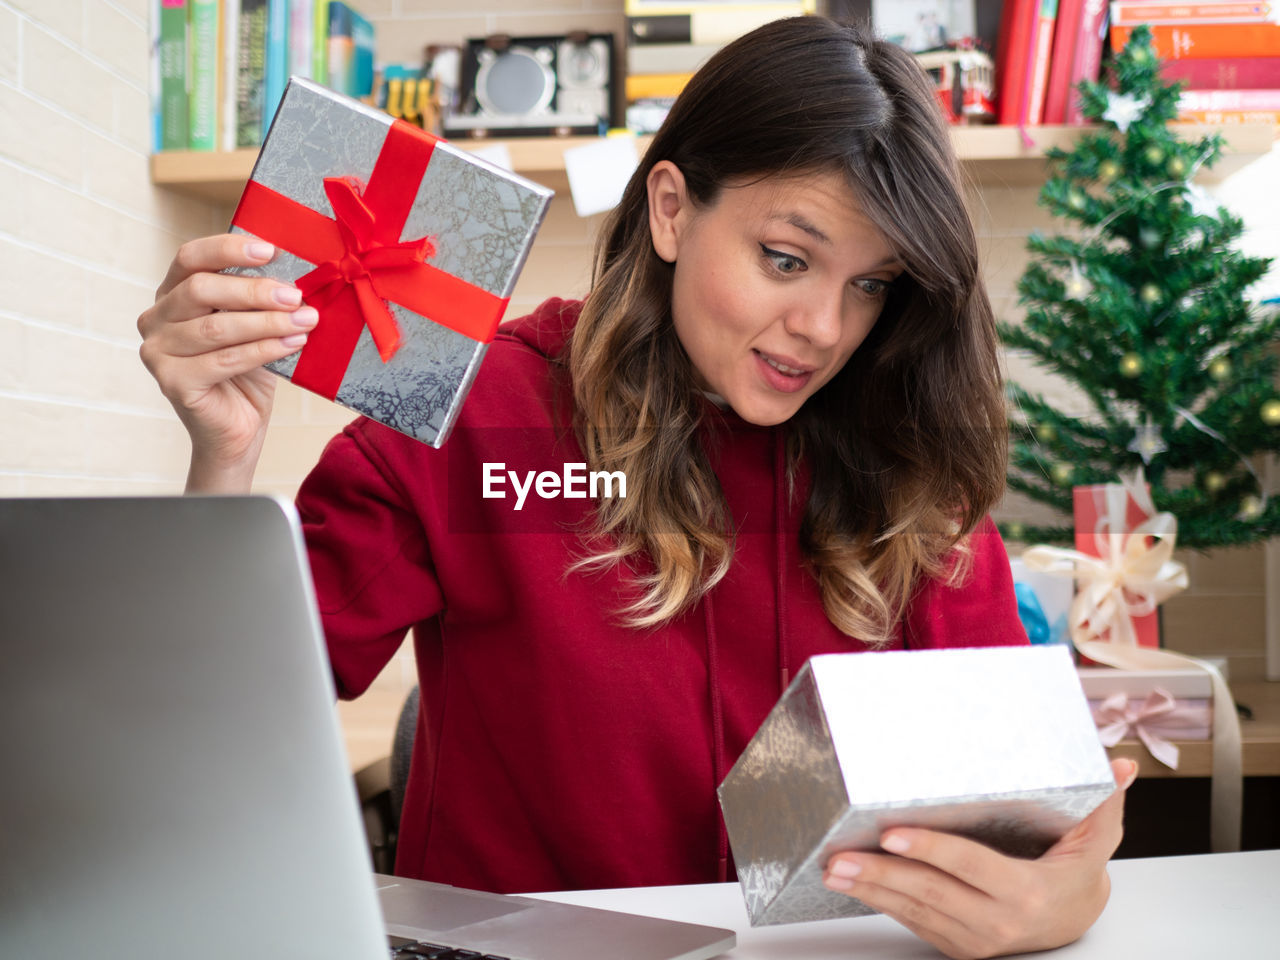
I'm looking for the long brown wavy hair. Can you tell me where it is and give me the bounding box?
[568,16,1006,644]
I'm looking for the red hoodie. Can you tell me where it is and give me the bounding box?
[296,297,1028,894]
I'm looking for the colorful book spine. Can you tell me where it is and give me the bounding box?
[996,0,1038,124]
[625,71,694,100]
[149,0,161,151]
[158,0,188,151]
[1025,0,1061,125]
[1160,55,1280,87]
[627,42,721,76]
[262,0,289,139]
[220,0,241,151]
[351,7,374,98]
[236,0,269,148]
[1177,107,1280,121]
[288,0,313,79]
[1112,22,1280,58]
[1043,0,1085,124]
[327,2,353,96]
[311,0,329,85]
[1066,0,1110,124]
[1180,87,1280,109]
[1111,2,1279,26]
[187,0,219,150]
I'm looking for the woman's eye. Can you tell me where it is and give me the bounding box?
[855,278,891,298]
[760,244,806,275]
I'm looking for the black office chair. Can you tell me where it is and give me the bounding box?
[353,685,420,873]
[389,685,420,827]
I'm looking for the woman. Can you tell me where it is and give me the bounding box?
[139,17,1133,959]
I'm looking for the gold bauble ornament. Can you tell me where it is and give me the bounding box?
[1205,471,1226,493]
[1067,189,1087,210]
[1167,156,1187,177]
[1035,423,1056,443]
[1007,522,1027,541]
[1098,160,1121,182]
[1120,353,1143,377]
[1240,495,1264,520]
[1262,399,1280,425]
[1209,357,1232,381]
[1139,283,1162,304]
[1051,462,1074,485]
[1144,145,1164,165]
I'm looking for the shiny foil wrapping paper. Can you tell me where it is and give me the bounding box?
[718,646,1115,926]
[228,78,553,447]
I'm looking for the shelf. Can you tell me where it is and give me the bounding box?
[1104,680,1280,779]
[149,136,628,205]
[149,123,1276,206]
[954,122,1277,185]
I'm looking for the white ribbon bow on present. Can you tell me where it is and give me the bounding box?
[1022,470,1189,651]
[1021,468,1243,852]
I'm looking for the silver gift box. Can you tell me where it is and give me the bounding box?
[228,77,553,447]
[718,645,1115,926]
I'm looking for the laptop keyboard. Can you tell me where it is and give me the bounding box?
[388,934,512,959]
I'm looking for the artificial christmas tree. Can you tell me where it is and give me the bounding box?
[1002,25,1280,549]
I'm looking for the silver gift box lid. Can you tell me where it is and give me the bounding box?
[718,645,1116,926]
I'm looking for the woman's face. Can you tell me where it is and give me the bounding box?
[651,165,902,427]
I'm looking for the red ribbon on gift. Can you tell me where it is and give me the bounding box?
[231,119,509,399]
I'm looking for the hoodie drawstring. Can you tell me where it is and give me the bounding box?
[774,428,790,694]
[702,598,730,883]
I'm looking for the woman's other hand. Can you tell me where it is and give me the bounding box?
[137,235,318,492]
[822,758,1138,959]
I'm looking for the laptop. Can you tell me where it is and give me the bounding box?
[0,496,735,960]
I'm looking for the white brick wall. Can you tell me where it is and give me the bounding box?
[0,0,222,495]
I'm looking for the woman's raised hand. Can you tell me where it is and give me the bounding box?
[138,235,318,493]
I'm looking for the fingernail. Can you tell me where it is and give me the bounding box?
[829,858,862,879]
[290,306,319,326]
[281,333,307,349]
[273,286,302,307]
[881,833,910,854]
[824,874,855,891]
[247,242,275,261]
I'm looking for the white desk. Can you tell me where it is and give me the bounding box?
[529,850,1280,958]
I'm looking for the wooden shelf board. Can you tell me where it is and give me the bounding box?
[958,122,1275,184]
[151,124,1274,204]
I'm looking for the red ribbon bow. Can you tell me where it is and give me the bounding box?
[231,119,509,399]
[296,175,438,363]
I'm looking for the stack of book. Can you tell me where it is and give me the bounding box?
[996,0,1111,127]
[153,0,375,153]
[622,0,815,134]
[1110,1,1280,125]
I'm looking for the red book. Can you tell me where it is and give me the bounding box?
[1161,55,1280,87]
[997,0,1039,124]
[1067,0,1110,124]
[1026,0,1062,125]
[1044,0,1086,124]
[1112,22,1280,58]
